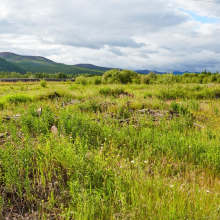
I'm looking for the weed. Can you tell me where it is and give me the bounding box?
[4,94,32,104]
[40,79,47,88]
[99,87,125,97]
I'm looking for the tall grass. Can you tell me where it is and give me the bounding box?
[1,82,220,219]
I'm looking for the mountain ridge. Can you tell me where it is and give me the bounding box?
[0,57,26,74]
[0,52,200,75]
[0,52,105,75]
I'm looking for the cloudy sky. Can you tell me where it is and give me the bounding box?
[0,0,220,72]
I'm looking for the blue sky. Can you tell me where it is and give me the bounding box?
[179,8,218,24]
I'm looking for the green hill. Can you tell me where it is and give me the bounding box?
[0,57,26,74]
[0,52,105,75]
[74,64,112,72]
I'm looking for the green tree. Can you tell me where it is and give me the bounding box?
[57,72,67,79]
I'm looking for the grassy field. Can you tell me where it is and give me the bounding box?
[1,81,220,219]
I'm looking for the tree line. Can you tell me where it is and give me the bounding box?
[1,69,220,84]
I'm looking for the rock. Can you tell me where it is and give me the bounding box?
[137,109,148,113]
[3,114,21,120]
[61,99,81,107]
[119,92,134,98]
[69,99,81,104]
[37,107,42,116]
[193,123,204,129]
[48,92,61,99]
[51,125,58,136]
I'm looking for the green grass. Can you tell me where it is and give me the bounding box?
[1,82,220,219]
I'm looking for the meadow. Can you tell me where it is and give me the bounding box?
[1,80,220,219]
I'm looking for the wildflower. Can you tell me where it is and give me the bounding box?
[144,161,147,163]
[170,185,174,188]
[101,147,103,149]
[189,145,191,148]
[105,138,107,140]
[206,190,210,193]
[131,160,135,163]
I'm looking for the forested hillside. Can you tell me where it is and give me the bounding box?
[0,57,26,74]
[0,52,105,75]
[75,64,112,72]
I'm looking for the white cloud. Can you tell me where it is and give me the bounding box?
[0,0,220,72]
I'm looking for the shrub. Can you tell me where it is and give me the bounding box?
[93,76,102,85]
[66,79,71,84]
[78,100,102,113]
[170,102,189,115]
[203,77,210,84]
[141,75,150,84]
[4,94,32,103]
[191,85,202,91]
[102,69,139,84]
[99,87,112,96]
[0,102,3,109]
[99,87,125,97]
[40,79,47,87]
[75,76,88,85]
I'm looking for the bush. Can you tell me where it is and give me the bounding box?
[75,76,88,85]
[40,79,47,87]
[102,69,139,84]
[93,76,102,85]
[141,75,150,84]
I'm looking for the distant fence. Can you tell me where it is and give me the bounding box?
[0,78,75,82]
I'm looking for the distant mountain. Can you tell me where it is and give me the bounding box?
[0,57,26,74]
[0,52,105,75]
[135,70,165,75]
[172,71,200,75]
[136,70,201,75]
[74,64,112,72]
